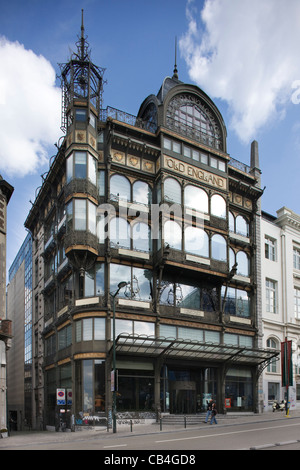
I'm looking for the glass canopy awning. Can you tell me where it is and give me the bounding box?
[113,334,279,366]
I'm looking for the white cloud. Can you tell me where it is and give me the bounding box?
[0,37,61,176]
[180,0,300,143]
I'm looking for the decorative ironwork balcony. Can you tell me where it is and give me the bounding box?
[99,106,157,133]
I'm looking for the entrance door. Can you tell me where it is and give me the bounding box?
[175,390,196,414]
[170,381,196,414]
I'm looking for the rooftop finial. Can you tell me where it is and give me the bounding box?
[80,9,85,60]
[172,36,179,79]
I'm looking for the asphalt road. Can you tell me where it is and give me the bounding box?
[1,417,300,452]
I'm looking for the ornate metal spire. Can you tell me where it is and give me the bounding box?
[58,9,106,132]
[172,36,179,80]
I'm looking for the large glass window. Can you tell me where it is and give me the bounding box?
[236,216,249,237]
[222,286,250,318]
[75,359,106,418]
[184,185,208,213]
[184,226,209,257]
[164,220,182,250]
[132,222,151,252]
[236,251,250,277]
[74,199,86,231]
[225,368,253,411]
[133,180,152,204]
[110,264,152,302]
[211,194,226,218]
[110,174,130,201]
[160,281,217,312]
[211,234,227,261]
[84,262,105,297]
[110,217,130,249]
[76,317,105,342]
[164,178,181,205]
[66,151,97,185]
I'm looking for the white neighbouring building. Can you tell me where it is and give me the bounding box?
[261,207,300,412]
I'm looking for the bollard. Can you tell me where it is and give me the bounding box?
[130,419,133,432]
[160,418,162,431]
[184,416,187,428]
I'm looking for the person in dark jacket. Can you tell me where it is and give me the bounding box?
[210,403,218,425]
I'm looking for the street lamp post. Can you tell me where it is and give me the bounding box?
[110,281,127,433]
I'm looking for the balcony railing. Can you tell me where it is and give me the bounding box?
[99,106,157,133]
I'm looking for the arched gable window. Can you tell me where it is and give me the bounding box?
[166,94,223,150]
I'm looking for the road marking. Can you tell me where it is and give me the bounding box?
[155,422,300,444]
[103,444,128,448]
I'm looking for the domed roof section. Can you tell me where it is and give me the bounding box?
[138,71,227,153]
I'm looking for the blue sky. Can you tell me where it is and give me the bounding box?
[1,0,300,274]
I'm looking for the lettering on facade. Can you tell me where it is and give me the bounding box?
[164,155,227,190]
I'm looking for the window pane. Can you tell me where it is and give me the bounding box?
[211,194,226,218]
[133,181,152,204]
[236,251,249,277]
[164,178,181,204]
[83,318,93,341]
[95,263,105,295]
[110,174,131,201]
[94,318,105,340]
[236,216,249,237]
[160,324,176,338]
[110,264,131,297]
[85,268,95,297]
[184,185,208,213]
[76,109,87,122]
[110,217,130,248]
[88,154,97,185]
[211,234,227,261]
[134,321,155,337]
[66,154,73,183]
[115,319,133,337]
[74,199,86,230]
[184,226,208,257]
[164,220,182,250]
[179,284,201,309]
[74,152,87,179]
[132,222,151,252]
[88,201,97,234]
[133,267,152,301]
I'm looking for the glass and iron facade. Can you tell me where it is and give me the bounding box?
[23,25,278,429]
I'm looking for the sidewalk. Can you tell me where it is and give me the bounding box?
[1,410,300,448]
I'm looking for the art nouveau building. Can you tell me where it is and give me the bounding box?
[10,20,278,430]
[261,208,300,411]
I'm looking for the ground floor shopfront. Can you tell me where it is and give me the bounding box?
[44,335,278,428]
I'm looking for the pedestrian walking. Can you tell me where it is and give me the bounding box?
[205,399,213,423]
[210,403,218,425]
